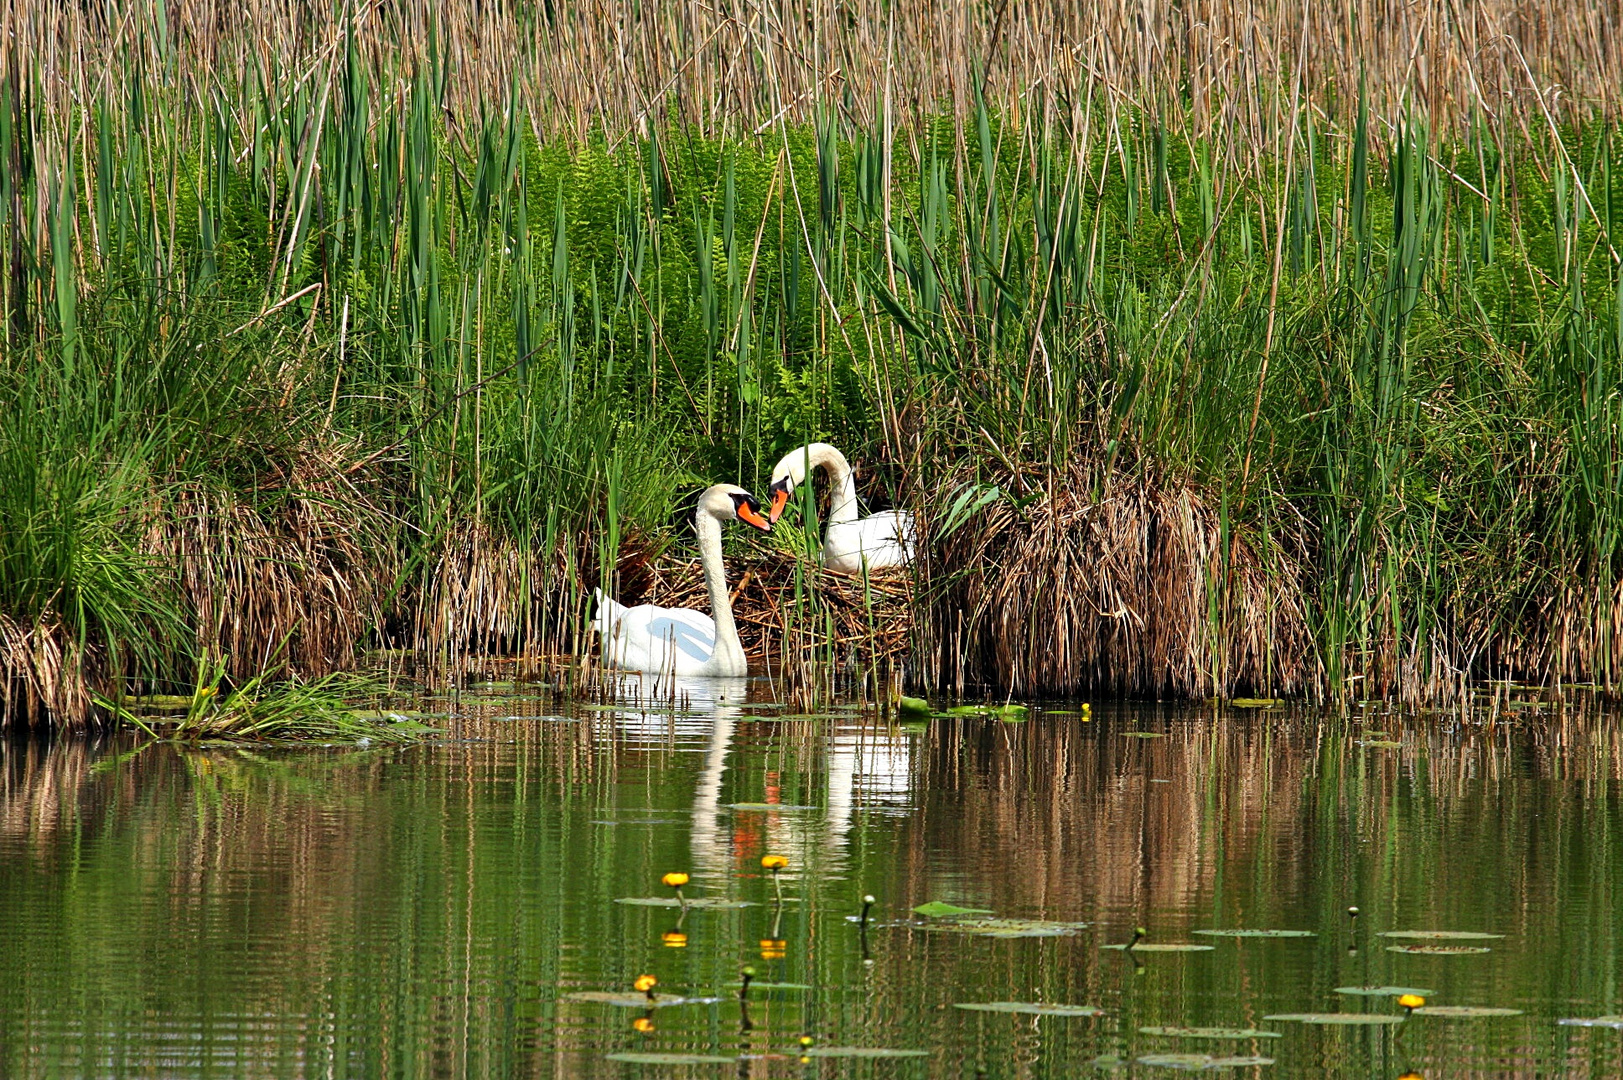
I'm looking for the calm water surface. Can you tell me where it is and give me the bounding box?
[3,680,1622,1077]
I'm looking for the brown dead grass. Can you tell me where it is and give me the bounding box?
[9,0,1619,147]
[919,452,1318,700]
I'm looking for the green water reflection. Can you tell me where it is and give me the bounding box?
[3,681,1623,1077]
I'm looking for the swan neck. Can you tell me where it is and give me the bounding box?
[696,510,742,667]
[813,446,860,526]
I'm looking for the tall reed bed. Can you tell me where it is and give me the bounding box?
[3,1,1623,725]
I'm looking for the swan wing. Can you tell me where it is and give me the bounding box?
[823,511,915,573]
[595,591,718,676]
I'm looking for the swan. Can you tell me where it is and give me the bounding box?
[593,484,771,677]
[766,443,915,575]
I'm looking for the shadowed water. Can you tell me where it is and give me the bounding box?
[2,683,1622,1077]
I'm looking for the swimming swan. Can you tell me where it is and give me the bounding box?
[593,484,771,677]
[766,443,915,575]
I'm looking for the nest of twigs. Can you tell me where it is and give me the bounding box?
[624,549,914,671]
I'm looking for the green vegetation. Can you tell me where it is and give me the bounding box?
[5,4,1623,726]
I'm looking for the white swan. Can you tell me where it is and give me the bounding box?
[766,443,915,575]
[593,484,771,677]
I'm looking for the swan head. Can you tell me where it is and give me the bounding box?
[700,483,772,533]
[765,443,843,522]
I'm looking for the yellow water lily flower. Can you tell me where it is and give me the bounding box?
[633,974,657,993]
[661,931,688,948]
[1398,994,1425,1012]
[631,1017,655,1033]
[662,872,689,888]
[761,855,788,871]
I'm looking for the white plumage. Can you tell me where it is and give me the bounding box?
[767,443,915,575]
[594,483,770,678]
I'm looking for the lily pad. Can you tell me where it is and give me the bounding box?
[727,803,818,811]
[924,917,1090,938]
[801,1047,930,1059]
[561,991,697,1007]
[912,900,995,918]
[1385,944,1492,955]
[1102,943,1215,952]
[1410,1006,1523,1018]
[603,1053,738,1065]
[1228,698,1284,708]
[1334,986,1435,997]
[1193,929,1315,939]
[615,897,755,909]
[1137,1054,1275,1070]
[1122,731,1168,738]
[728,981,811,991]
[1559,1016,1623,1028]
[1263,1013,1404,1025]
[954,1002,1104,1016]
[1138,1027,1281,1040]
[1378,930,1504,940]
[1137,1054,1219,1071]
[1356,740,1404,748]
[898,696,932,716]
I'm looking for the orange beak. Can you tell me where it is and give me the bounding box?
[737,501,772,533]
[767,485,790,523]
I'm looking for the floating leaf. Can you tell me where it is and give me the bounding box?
[954,1002,1104,1016]
[898,696,932,716]
[924,917,1089,938]
[1411,1006,1522,1018]
[728,980,811,991]
[1385,944,1492,955]
[1193,929,1315,939]
[561,991,700,1007]
[615,897,754,909]
[912,901,995,918]
[801,1047,930,1059]
[1228,698,1283,708]
[1137,1053,1275,1070]
[604,1053,738,1065]
[1334,986,1435,998]
[1559,1016,1623,1028]
[1092,1055,1129,1070]
[1263,1013,1404,1025]
[1138,1027,1281,1040]
[727,803,818,811]
[1379,930,1503,940]
[1137,1054,1218,1070]
[1122,731,1168,738]
[1102,943,1215,952]
[1356,740,1404,748]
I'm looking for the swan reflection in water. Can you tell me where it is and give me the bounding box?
[590,675,915,883]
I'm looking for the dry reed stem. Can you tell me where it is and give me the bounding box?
[5,0,1616,148]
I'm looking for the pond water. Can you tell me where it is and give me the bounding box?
[3,679,1622,1077]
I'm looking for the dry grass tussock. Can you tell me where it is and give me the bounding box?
[1,443,396,730]
[7,0,1618,142]
[152,485,394,683]
[920,452,1317,700]
[0,613,102,730]
[412,519,587,666]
